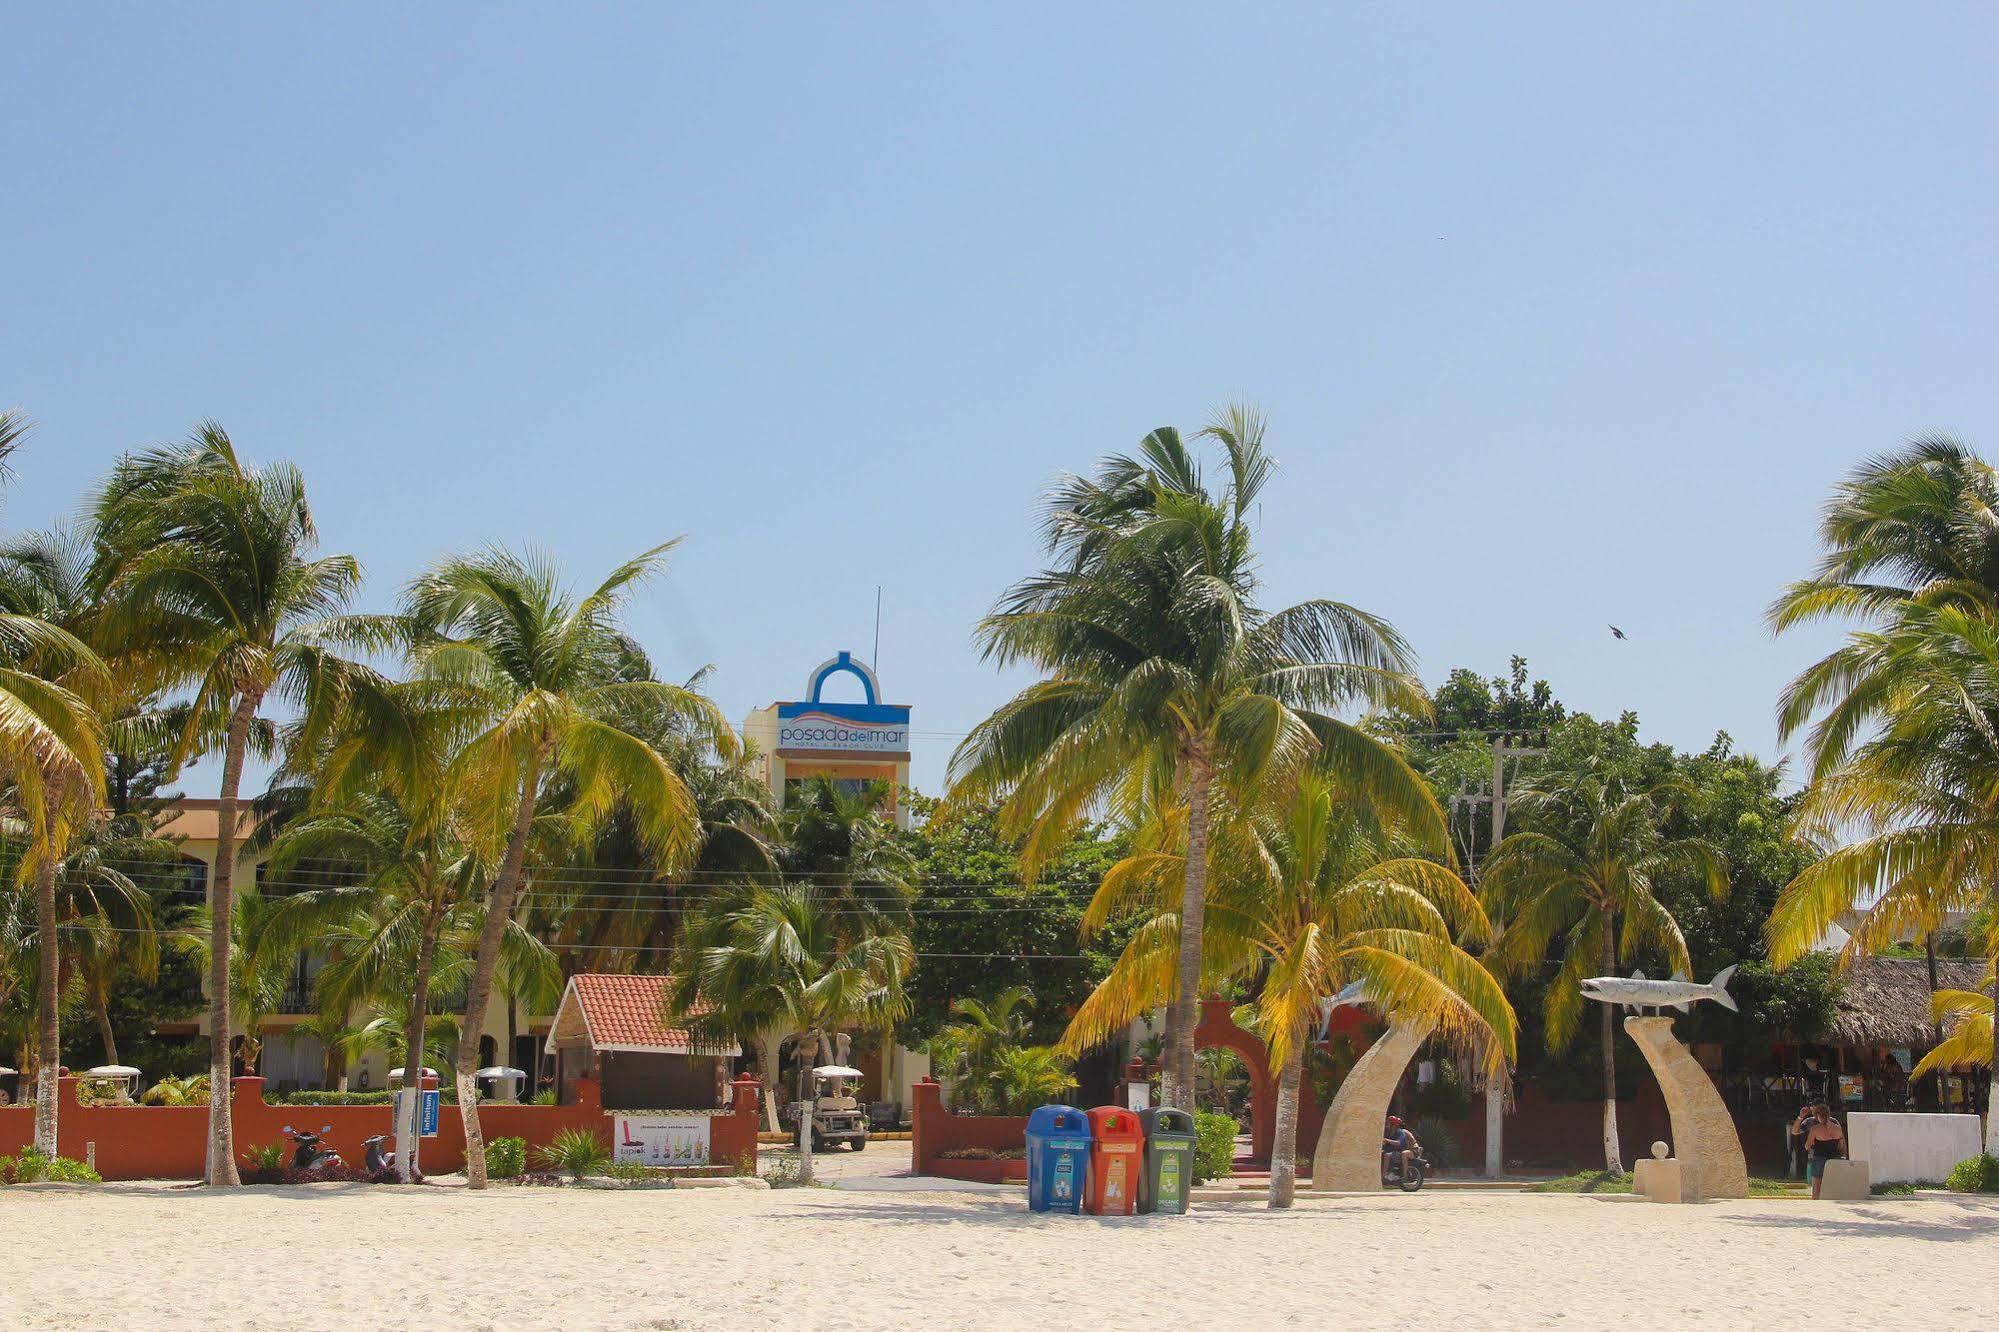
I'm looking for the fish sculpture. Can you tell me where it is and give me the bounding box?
[1579,965,1738,1013]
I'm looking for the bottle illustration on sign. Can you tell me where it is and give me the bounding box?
[1053,1153,1075,1201]
[1158,1153,1182,1203]
[1105,1158,1125,1201]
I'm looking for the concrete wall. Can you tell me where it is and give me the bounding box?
[910,1078,1028,1183]
[1849,1112,1984,1184]
[0,1074,762,1179]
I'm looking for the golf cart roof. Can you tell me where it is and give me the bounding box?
[812,1065,864,1079]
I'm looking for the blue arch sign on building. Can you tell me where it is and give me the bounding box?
[775,651,911,758]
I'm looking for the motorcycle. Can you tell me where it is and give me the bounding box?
[1381,1151,1431,1192]
[283,1124,343,1172]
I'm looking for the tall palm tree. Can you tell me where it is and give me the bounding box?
[777,776,917,931]
[1065,770,1514,1207]
[951,407,1435,1108]
[927,984,1040,1114]
[90,423,374,1184]
[672,883,912,1183]
[1910,967,1994,1081]
[1767,605,1999,1151]
[402,544,731,1187]
[1482,768,1726,1173]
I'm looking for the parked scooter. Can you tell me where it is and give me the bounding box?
[362,1134,397,1179]
[283,1124,343,1172]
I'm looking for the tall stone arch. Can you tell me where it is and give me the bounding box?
[1310,1017,1435,1190]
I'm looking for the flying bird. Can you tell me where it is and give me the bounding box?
[1609,625,1627,640]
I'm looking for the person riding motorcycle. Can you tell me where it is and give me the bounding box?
[1381,1115,1420,1179]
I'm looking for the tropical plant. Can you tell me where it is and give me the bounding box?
[1946,1153,1999,1193]
[1064,769,1514,1207]
[950,407,1435,1110]
[1910,973,1993,1079]
[0,1148,102,1185]
[141,1073,210,1106]
[90,424,377,1185]
[1766,607,1999,1150]
[927,984,1038,1113]
[1190,1110,1238,1185]
[399,544,732,1187]
[538,1126,612,1181]
[240,1141,288,1173]
[486,1136,527,1180]
[1482,766,1725,1172]
[991,1045,1077,1115]
[672,883,912,1183]
[776,776,917,932]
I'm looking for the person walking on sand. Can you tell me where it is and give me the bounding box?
[1802,1102,1845,1199]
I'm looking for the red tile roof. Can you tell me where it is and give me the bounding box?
[566,974,718,1053]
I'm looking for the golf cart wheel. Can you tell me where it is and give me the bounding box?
[850,1137,866,1152]
[811,1131,826,1152]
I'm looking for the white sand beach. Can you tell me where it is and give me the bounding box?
[3,1149,1994,1331]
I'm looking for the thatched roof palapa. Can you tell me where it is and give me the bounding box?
[1827,957,1988,1048]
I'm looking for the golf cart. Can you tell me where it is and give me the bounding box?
[806,1064,869,1152]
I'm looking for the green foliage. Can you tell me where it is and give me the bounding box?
[0,1149,102,1184]
[927,983,1078,1115]
[1409,1061,1472,1120]
[241,1142,289,1172]
[1411,1116,1459,1170]
[1724,954,1843,1043]
[1526,1169,1632,1194]
[270,1090,391,1106]
[599,1161,659,1184]
[1191,1110,1237,1185]
[991,1046,1077,1115]
[537,1127,612,1181]
[486,1137,527,1180]
[1945,1154,1999,1193]
[140,1072,209,1106]
[762,1151,809,1187]
[897,793,1130,1047]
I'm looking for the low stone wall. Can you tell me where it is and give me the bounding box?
[0,1074,763,1180]
[1849,1112,1984,1184]
[909,1078,1027,1183]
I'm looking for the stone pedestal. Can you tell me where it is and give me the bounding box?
[1622,1016,1747,1201]
[1309,1019,1435,1191]
[1818,1159,1870,1200]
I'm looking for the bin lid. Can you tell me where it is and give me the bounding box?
[1086,1105,1144,1138]
[1140,1106,1196,1135]
[1024,1103,1089,1137]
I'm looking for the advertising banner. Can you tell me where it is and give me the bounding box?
[774,703,910,756]
[613,1113,714,1166]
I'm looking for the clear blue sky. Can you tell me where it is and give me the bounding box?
[7,5,1995,797]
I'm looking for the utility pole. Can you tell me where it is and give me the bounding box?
[1450,731,1543,1178]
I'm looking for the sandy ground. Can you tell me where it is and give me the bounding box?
[2,1145,1995,1331]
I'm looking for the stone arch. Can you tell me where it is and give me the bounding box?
[1624,1015,1748,1199]
[1310,1017,1435,1189]
[1191,998,1329,1166]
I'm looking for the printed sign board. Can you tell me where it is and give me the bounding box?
[392,1088,441,1138]
[613,1114,713,1167]
[774,703,911,756]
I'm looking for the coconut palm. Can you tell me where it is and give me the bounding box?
[90,424,377,1184]
[1065,770,1514,1207]
[401,544,732,1187]
[1911,969,1995,1080]
[950,407,1435,1108]
[671,884,912,1183]
[928,984,1040,1113]
[777,775,916,930]
[1767,605,1999,1150]
[1481,768,1726,1173]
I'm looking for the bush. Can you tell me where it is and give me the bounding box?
[240,1162,382,1185]
[1412,1116,1459,1171]
[762,1151,810,1187]
[1191,1110,1237,1185]
[142,1074,210,1106]
[1946,1154,1999,1194]
[269,1090,390,1106]
[241,1142,289,1173]
[0,1150,102,1184]
[937,1146,1025,1161]
[537,1127,612,1181]
[487,1137,528,1180]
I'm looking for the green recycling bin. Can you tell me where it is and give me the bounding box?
[1138,1106,1196,1214]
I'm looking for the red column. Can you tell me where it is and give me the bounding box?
[911,1076,943,1173]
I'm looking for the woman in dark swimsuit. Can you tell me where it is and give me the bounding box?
[1803,1102,1845,1199]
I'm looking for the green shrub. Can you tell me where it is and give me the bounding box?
[1191,1110,1237,1185]
[487,1137,528,1180]
[600,1161,659,1184]
[537,1127,612,1181]
[1945,1154,1999,1194]
[241,1143,289,1173]
[0,1149,102,1184]
[1412,1116,1459,1171]
[270,1090,391,1106]
[763,1151,809,1187]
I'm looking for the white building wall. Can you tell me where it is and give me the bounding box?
[1849,1112,1985,1183]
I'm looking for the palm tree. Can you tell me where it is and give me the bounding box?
[951,407,1435,1108]
[928,984,1040,1113]
[1767,605,1999,1151]
[1481,767,1726,1173]
[1065,770,1514,1207]
[672,884,912,1183]
[401,544,731,1187]
[90,424,374,1184]
[777,775,917,930]
[1910,968,1994,1081]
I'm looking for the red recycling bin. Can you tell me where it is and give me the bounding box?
[1085,1106,1144,1215]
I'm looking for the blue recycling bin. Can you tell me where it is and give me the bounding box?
[1024,1104,1092,1213]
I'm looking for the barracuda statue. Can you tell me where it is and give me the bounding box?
[1579,965,1738,1014]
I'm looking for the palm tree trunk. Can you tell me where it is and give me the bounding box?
[399,905,442,1182]
[1166,755,1214,1111]
[795,1030,816,1184]
[1268,1033,1305,1209]
[33,848,61,1160]
[1599,912,1622,1173]
[456,757,542,1189]
[94,993,119,1069]
[201,694,258,1186]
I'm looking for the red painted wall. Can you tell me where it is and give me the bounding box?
[0,1074,762,1180]
[910,1079,1028,1183]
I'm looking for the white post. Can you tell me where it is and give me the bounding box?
[1483,1081,1504,1178]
